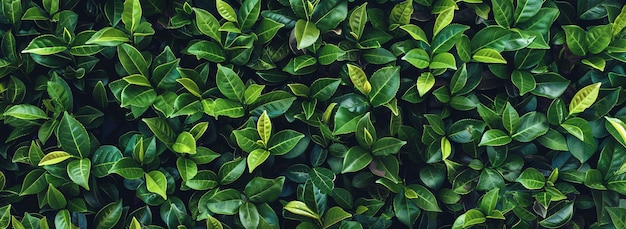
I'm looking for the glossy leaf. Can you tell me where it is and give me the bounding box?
[569,82,601,115]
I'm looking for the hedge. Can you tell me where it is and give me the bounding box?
[1,0,626,228]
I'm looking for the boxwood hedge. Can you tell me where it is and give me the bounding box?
[2,0,626,228]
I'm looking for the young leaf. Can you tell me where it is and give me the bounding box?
[417,72,435,97]
[247,149,270,173]
[194,8,222,43]
[122,0,141,33]
[284,201,320,220]
[349,3,367,40]
[569,82,601,115]
[473,48,507,64]
[145,170,167,200]
[21,35,66,55]
[173,131,196,154]
[216,0,237,22]
[605,117,626,148]
[257,110,272,146]
[402,48,430,69]
[38,151,72,166]
[346,64,371,95]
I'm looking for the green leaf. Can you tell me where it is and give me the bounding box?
[247,149,270,172]
[369,66,400,107]
[186,41,225,63]
[244,176,285,203]
[407,184,442,212]
[516,168,545,190]
[46,184,66,209]
[37,151,71,167]
[145,170,167,200]
[430,52,457,70]
[479,129,512,146]
[347,64,371,95]
[239,202,260,229]
[479,188,499,215]
[309,167,335,194]
[607,207,626,229]
[511,70,536,96]
[372,137,406,156]
[58,112,90,158]
[207,189,243,215]
[569,82,601,115]
[218,158,246,185]
[20,169,47,195]
[613,5,626,36]
[463,209,487,228]
[284,201,320,220]
[2,0,22,24]
[513,0,543,24]
[581,57,606,71]
[502,102,520,134]
[472,48,507,64]
[173,131,196,154]
[268,130,305,155]
[492,0,513,27]
[0,205,9,229]
[394,192,420,227]
[3,104,48,120]
[539,202,574,228]
[257,110,272,146]
[22,35,66,55]
[194,8,221,43]
[562,25,587,56]
[537,129,568,151]
[400,24,429,45]
[255,17,284,44]
[294,19,320,50]
[176,157,198,181]
[244,84,265,105]
[362,48,396,64]
[238,0,261,31]
[586,24,611,54]
[323,206,351,229]
[416,72,435,97]
[86,27,129,46]
[122,0,141,33]
[117,43,148,76]
[216,0,237,22]
[216,64,245,102]
[512,112,548,142]
[389,0,413,26]
[317,44,345,65]
[109,157,144,179]
[67,159,90,190]
[342,146,372,173]
[142,117,176,148]
[94,201,123,229]
[606,117,626,148]
[432,24,469,54]
[433,8,454,36]
[349,3,367,40]
[402,49,430,69]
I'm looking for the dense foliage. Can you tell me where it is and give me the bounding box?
[1,0,626,228]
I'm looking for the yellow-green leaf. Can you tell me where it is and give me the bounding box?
[38,151,72,166]
[347,64,371,95]
[473,48,507,64]
[145,170,167,200]
[257,110,272,146]
[569,82,601,115]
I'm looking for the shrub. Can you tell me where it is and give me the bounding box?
[1,0,626,228]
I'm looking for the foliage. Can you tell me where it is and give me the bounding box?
[1,0,626,228]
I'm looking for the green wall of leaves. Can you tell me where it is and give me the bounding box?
[1,0,626,228]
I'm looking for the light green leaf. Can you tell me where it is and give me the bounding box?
[38,151,72,166]
[606,117,626,148]
[473,48,507,64]
[173,131,196,154]
[402,49,430,69]
[194,8,222,43]
[400,24,429,45]
[433,8,454,36]
[323,207,352,229]
[257,110,272,146]
[294,19,320,50]
[416,72,435,97]
[516,168,545,190]
[3,104,48,120]
[145,170,167,200]
[122,0,141,33]
[22,35,66,55]
[176,157,198,181]
[389,0,413,27]
[562,25,587,56]
[216,0,237,22]
[479,129,512,146]
[347,64,371,95]
[569,82,601,115]
[502,102,520,134]
[349,3,367,40]
[430,52,457,70]
[284,201,320,219]
[247,149,270,172]
[86,27,129,46]
[586,24,611,54]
